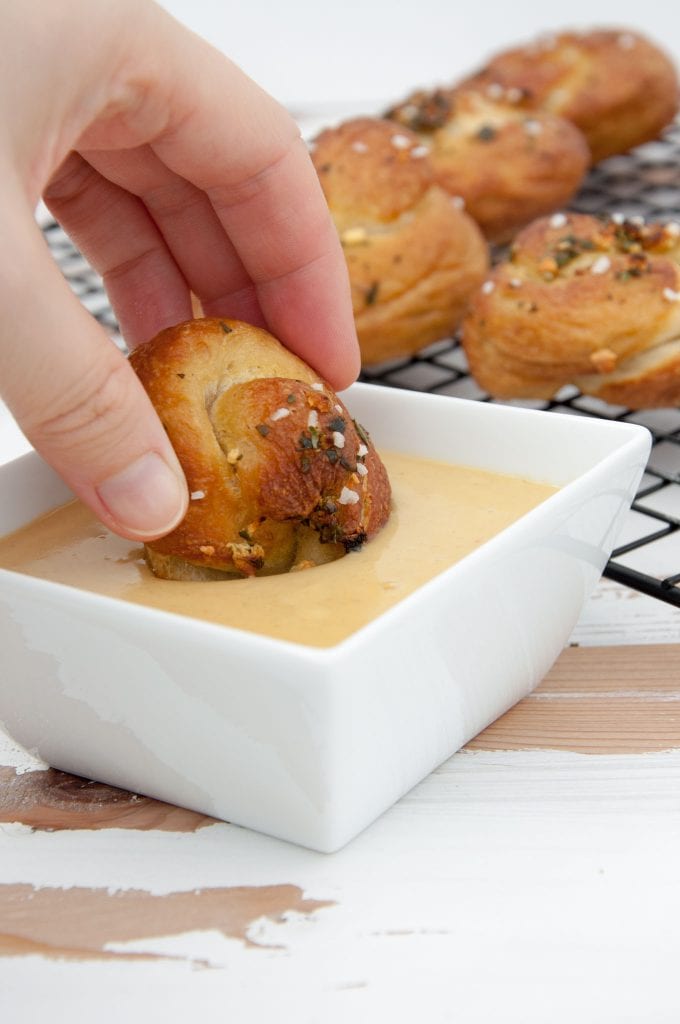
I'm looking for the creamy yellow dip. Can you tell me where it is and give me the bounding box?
[0,451,556,647]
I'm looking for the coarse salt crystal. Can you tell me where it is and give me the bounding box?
[341,227,368,245]
[590,256,611,275]
[357,443,369,458]
[391,133,411,150]
[356,463,368,477]
[338,486,360,505]
[611,212,626,224]
[506,87,524,103]
[351,140,368,153]
[451,195,465,210]
[524,119,542,136]
[618,33,636,49]
[270,407,290,421]
[190,490,205,500]
[334,404,343,414]
[311,382,324,391]
[486,83,504,100]
[411,145,430,158]
[550,212,567,229]
[663,287,680,302]
[665,221,680,237]
[482,280,495,294]
[332,431,346,448]
[510,278,523,288]
[308,410,319,428]
[630,215,645,226]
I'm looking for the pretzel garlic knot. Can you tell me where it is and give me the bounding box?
[460,213,680,408]
[312,117,489,365]
[130,318,392,580]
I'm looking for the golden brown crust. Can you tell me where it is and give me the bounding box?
[386,88,590,242]
[311,117,489,364]
[130,318,391,579]
[460,213,680,408]
[459,28,680,163]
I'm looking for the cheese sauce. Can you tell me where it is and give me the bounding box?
[0,451,556,647]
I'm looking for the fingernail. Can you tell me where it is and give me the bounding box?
[97,452,187,538]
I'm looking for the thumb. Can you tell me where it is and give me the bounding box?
[1,216,188,541]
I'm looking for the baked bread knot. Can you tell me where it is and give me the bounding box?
[386,87,589,242]
[460,213,680,408]
[130,318,392,580]
[458,28,679,164]
[311,116,489,365]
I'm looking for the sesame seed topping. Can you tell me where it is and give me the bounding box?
[549,212,567,229]
[227,448,242,464]
[663,287,680,302]
[270,407,291,421]
[190,490,205,500]
[524,119,542,136]
[482,280,495,294]
[590,256,611,275]
[391,133,412,149]
[199,545,215,556]
[333,431,346,448]
[338,486,360,505]
[357,443,368,458]
[451,195,465,210]
[351,140,368,153]
[311,382,324,391]
[411,145,430,158]
[356,463,368,477]
[307,409,319,428]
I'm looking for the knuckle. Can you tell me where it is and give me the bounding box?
[206,134,301,211]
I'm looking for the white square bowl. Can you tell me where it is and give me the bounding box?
[0,385,650,852]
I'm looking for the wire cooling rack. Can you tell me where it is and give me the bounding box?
[42,121,680,608]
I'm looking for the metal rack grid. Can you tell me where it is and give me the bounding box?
[42,121,680,607]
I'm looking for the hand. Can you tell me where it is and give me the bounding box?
[0,0,359,541]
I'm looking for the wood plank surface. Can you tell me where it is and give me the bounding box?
[467,642,680,753]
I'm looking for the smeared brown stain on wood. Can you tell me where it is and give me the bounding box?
[467,644,680,754]
[0,883,334,961]
[0,766,215,832]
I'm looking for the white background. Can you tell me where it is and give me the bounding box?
[158,0,680,108]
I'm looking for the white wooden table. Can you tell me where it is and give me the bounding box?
[3,10,680,1005]
[2,387,680,1020]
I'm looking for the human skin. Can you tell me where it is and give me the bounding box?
[0,0,359,540]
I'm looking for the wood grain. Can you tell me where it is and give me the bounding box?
[467,643,680,753]
[0,766,215,832]
[0,883,333,961]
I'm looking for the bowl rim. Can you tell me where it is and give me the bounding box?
[0,384,651,659]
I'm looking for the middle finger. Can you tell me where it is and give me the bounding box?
[84,144,266,326]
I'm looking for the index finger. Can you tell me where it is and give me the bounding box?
[79,13,360,388]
